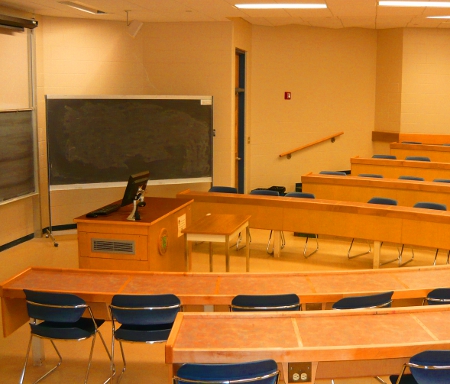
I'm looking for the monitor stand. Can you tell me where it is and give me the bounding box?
[127,190,146,221]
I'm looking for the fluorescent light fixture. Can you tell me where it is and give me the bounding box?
[427,15,450,17]
[379,1,450,7]
[235,3,327,9]
[59,1,106,14]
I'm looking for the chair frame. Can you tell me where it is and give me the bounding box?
[393,355,450,384]
[109,294,181,384]
[20,290,112,384]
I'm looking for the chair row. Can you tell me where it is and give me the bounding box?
[209,185,449,267]
[20,288,450,383]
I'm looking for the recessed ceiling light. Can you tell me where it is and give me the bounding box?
[59,1,106,15]
[379,1,450,7]
[235,3,327,9]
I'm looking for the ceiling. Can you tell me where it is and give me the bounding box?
[2,0,450,29]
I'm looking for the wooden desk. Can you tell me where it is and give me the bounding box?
[3,265,450,337]
[166,306,450,382]
[182,214,250,272]
[301,172,450,207]
[351,156,450,181]
[74,197,192,272]
[391,142,450,163]
[176,189,450,266]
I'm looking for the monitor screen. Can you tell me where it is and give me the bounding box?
[121,171,149,207]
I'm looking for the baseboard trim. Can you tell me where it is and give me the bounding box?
[0,233,34,253]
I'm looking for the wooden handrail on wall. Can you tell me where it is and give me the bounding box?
[279,131,344,159]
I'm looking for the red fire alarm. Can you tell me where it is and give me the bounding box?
[285,92,291,100]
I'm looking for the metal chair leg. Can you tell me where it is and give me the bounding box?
[398,245,414,267]
[347,238,371,259]
[20,336,62,384]
[433,248,440,265]
[266,230,285,255]
[303,235,319,258]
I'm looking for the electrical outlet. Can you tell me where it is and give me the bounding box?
[288,362,312,382]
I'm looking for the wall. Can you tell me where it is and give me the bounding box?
[401,28,450,134]
[249,26,377,192]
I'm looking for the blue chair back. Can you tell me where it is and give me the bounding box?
[24,289,86,323]
[110,294,181,326]
[231,294,300,312]
[209,186,238,193]
[410,350,450,383]
[319,171,346,176]
[414,202,447,211]
[367,197,397,206]
[433,178,450,183]
[332,291,394,310]
[250,189,279,196]
[285,192,315,199]
[174,359,279,384]
[372,154,396,159]
[425,288,450,305]
[405,156,431,161]
[358,173,383,178]
[399,175,425,181]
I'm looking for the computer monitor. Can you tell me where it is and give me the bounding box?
[120,171,150,207]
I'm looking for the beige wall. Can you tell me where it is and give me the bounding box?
[249,26,377,192]
[401,28,450,134]
[4,10,450,244]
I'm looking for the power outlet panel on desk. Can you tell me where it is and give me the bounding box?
[288,362,312,382]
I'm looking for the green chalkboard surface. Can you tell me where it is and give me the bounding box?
[46,95,213,186]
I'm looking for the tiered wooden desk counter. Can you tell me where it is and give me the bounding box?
[301,172,450,207]
[391,142,450,163]
[2,265,450,337]
[166,305,450,382]
[74,197,192,272]
[350,156,450,181]
[176,189,450,265]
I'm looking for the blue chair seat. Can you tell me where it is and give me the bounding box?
[174,359,279,383]
[114,324,173,342]
[389,374,418,383]
[30,318,105,340]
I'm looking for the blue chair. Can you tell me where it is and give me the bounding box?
[285,192,319,258]
[433,178,450,183]
[20,289,111,384]
[332,291,393,310]
[423,288,450,305]
[230,293,300,312]
[348,197,397,261]
[250,189,284,254]
[372,154,397,159]
[358,173,383,178]
[390,350,450,384]
[399,175,425,181]
[405,156,431,161]
[109,294,181,383]
[208,186,238,193]
[173,359,280,384]
[407,202,448,265]
[319,171,347,176]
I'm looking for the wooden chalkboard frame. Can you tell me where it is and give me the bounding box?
[46,95,213,188]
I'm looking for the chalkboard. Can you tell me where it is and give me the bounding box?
[46,95,213,186]
[0,110,35,202]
